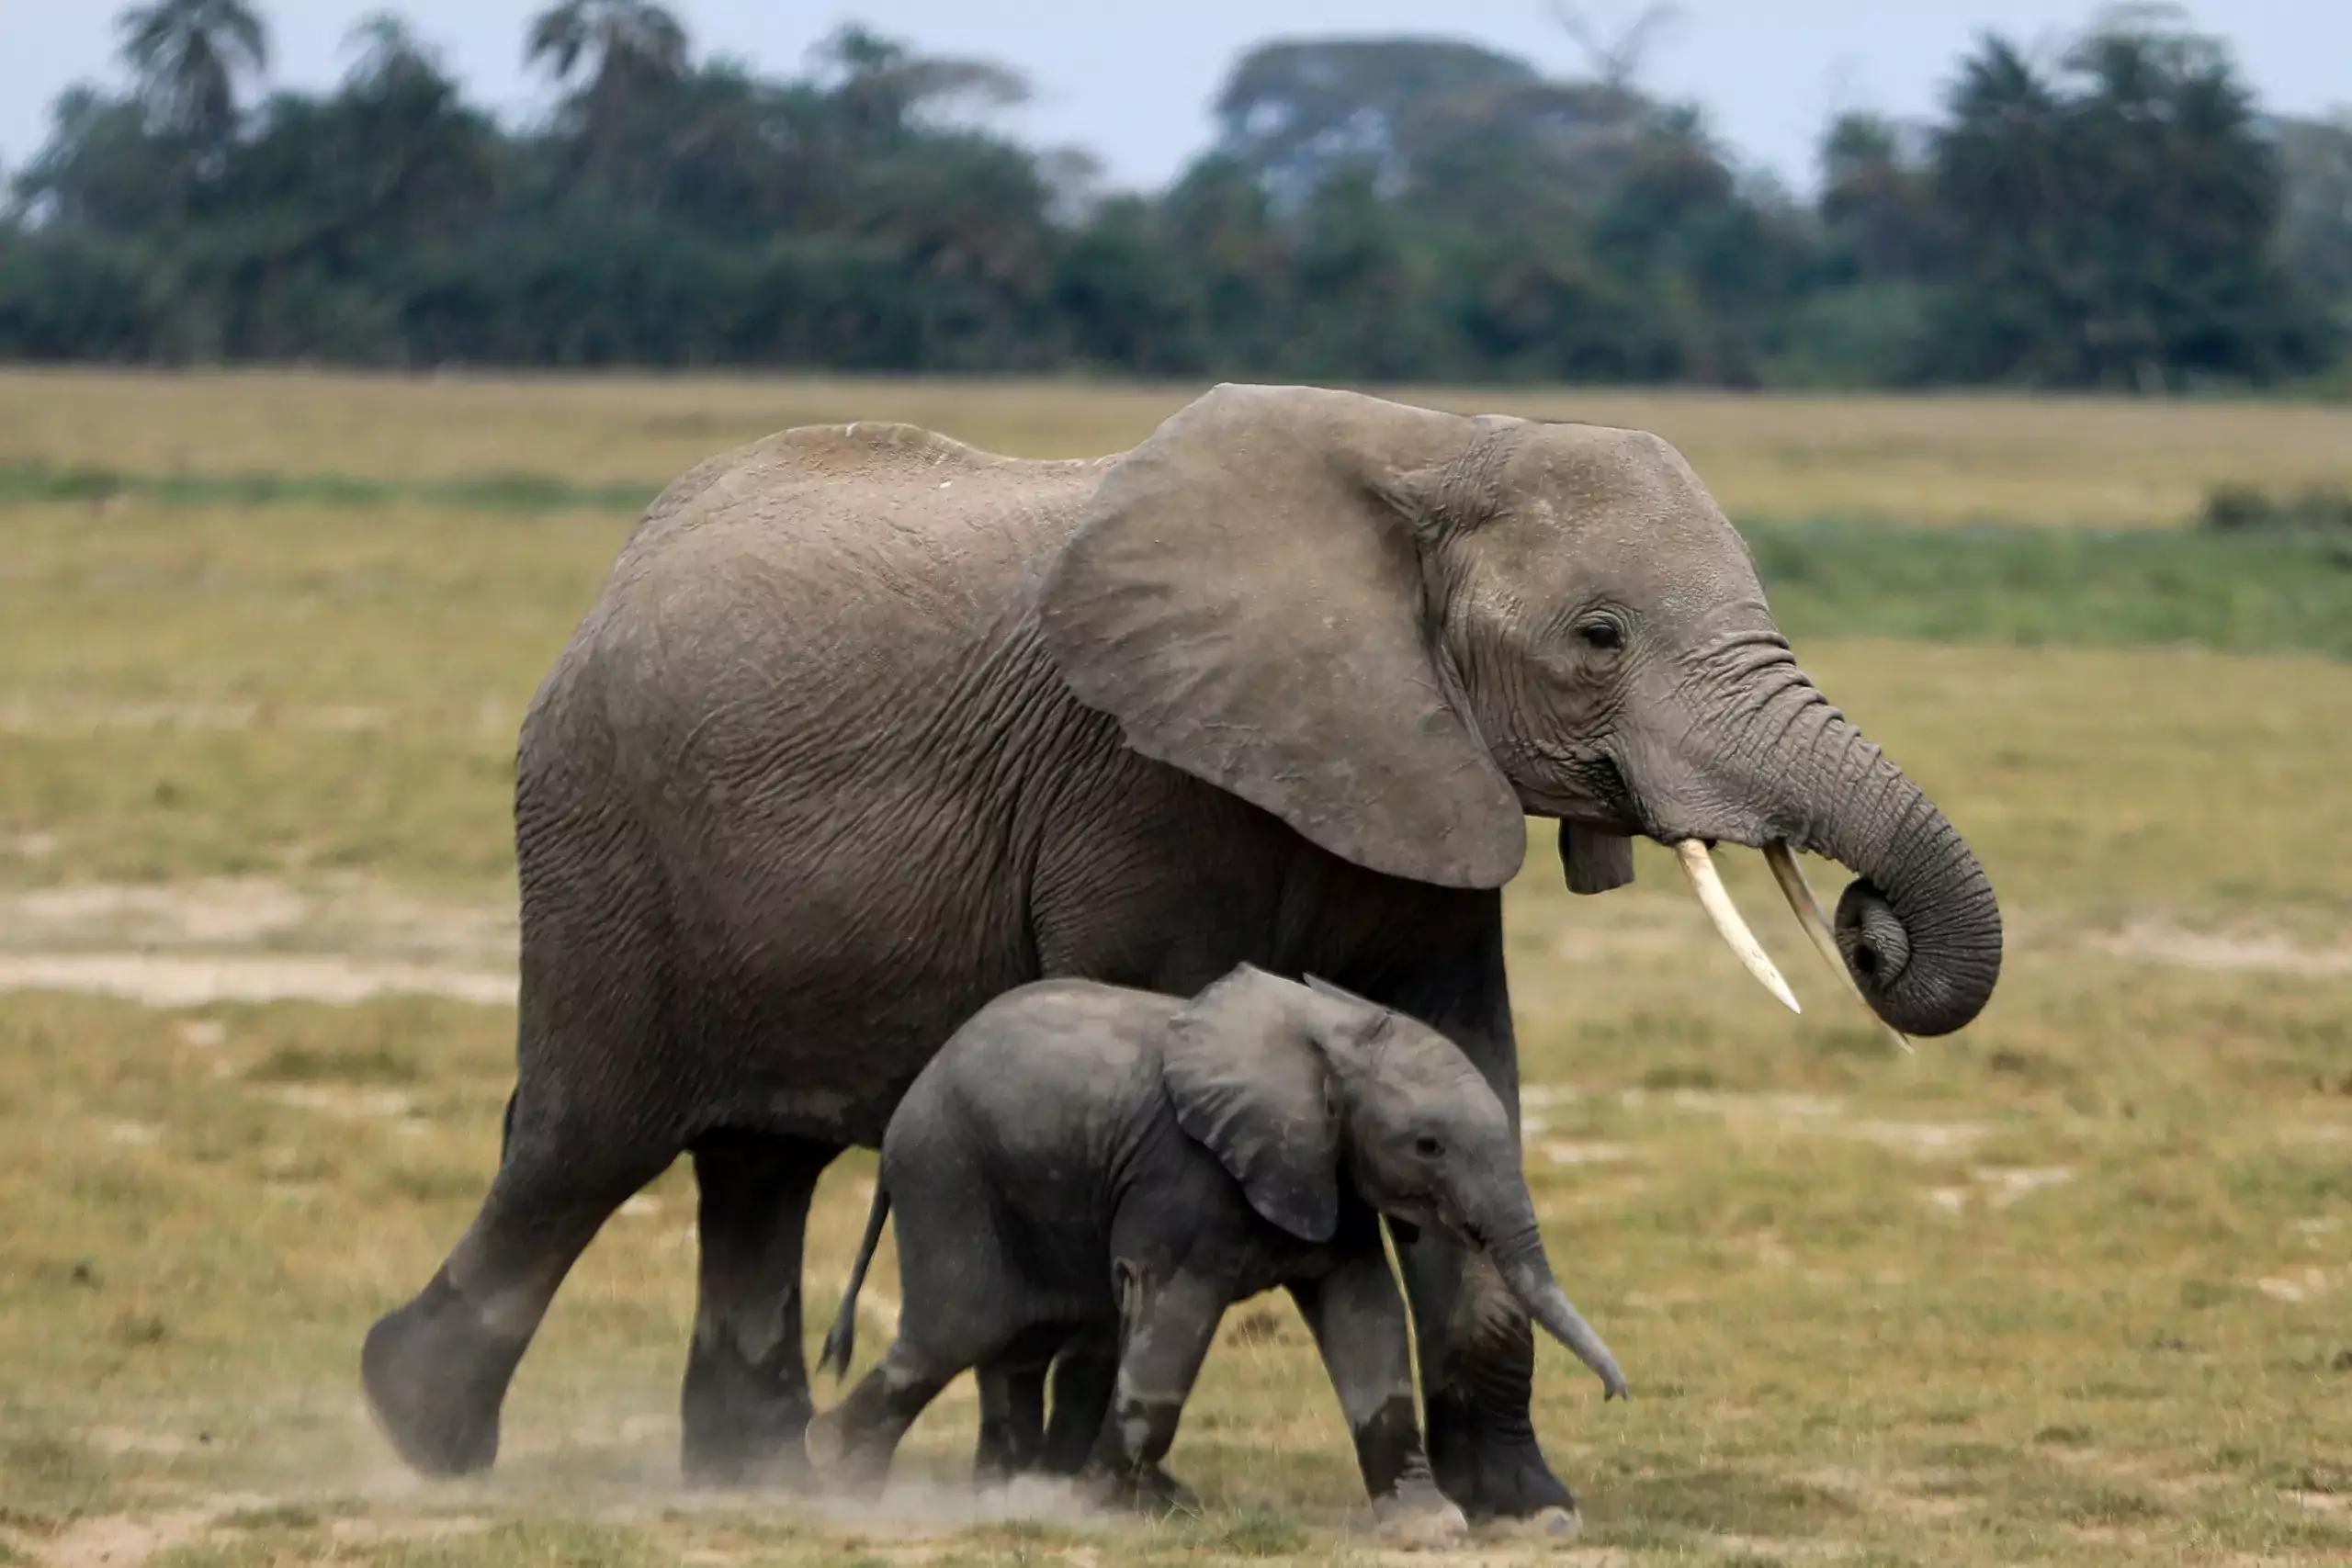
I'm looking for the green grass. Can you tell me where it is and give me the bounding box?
[1748,515,2352,660]
[9,367,2352,526]
[4,373,2351,1566]
[8,489,2351,912]
[4,943,2346,1563]
[0,459,661,515]
[10,454,2352,669]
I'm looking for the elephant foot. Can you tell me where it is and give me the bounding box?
[1477,1505,1584,1540]
[361,1269,526,1478]
[1136,1461,1197,1514]
[973,1452,1044,1491]
[1082,1461,1197,1516]
[1374,1486,1471,1548]
[799,1408,884,1496]
[680,1330,815,1488]
[1424,1391,1577,1521]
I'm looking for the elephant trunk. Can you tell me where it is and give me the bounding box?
[1677,647,2002,1039]
[1476,1190,1626,1400]
[1770,702,2001,1038]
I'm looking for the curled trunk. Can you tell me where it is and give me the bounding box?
[1694,649,2003,1037]
[1781,709,2000,1036]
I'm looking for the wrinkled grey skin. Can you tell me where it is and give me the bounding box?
[361,385,1999,1517]
[810,966,1623,1518]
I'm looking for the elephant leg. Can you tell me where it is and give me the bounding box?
[1388,907,1580,1525]
[1288,1249,1459,1538]
[363,1089,671,1477]
[1038,1327,1119,1476]
[974,1358,1047,1484]
[1081,1269,1223,1511]
[681,1130,840,1487]
[1397,1241,1570,1519]
[820,1337,958,1495]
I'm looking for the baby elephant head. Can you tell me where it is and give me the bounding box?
[1161,964,1625,1400]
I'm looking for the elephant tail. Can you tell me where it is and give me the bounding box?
[818,1176,891,1382]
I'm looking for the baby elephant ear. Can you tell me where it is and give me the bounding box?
[1161,966,1340,1244]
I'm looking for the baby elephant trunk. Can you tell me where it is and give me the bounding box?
[1484,1202,1628,1401]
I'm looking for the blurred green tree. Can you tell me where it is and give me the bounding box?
[117,0,267,150]
[525,0,688,179]
[0,4,2341,386]
[2276,113,2352,333]
[1928,11,2334,386]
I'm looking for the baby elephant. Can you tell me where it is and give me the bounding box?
[811,964,1623,1530]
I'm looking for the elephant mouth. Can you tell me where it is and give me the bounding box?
[1533,667,1998,1042]
[1668,837,1913,1053]
[1379,1190,1472,1251]
[1547,804,1916,1049]
[1540,731,1983,1044]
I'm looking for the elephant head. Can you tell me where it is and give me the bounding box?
[1161,965,1626,1398]
[1042,384,1999,1038]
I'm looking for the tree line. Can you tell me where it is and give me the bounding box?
[4,0,2348,389]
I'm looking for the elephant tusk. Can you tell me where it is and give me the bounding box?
[1673,840,1800,1015]
[1764,843,1914,1054]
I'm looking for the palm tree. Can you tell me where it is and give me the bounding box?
[116,0,268,146]
[345,11,441,93]
[1934,37,2059,222]
[338,13,497,243]
[526,0,689,149]
[812,25,1028,154]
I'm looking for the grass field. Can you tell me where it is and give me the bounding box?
[5,368,2352,527]
[1,370,2347,1567]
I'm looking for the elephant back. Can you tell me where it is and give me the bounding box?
[619,422,1113,562]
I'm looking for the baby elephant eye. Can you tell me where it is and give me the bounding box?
[1413,1134,1444,1158]
[1577,618,1625,652]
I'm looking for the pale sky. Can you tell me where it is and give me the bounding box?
[3,1,2346,195]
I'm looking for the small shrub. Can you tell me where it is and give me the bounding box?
[246,1043,420,1085]
[2199,481,2352,535]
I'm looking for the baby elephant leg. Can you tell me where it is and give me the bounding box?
[1081,1269,1227,1511]
[811,1339,954,1495]
[1290,1250,1468,1544]
[973,1358,1047,1485]
[1039,1326,1120,1476]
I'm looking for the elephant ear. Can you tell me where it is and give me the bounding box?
[1161,965,1340,1244]
[1041,384,1528,891]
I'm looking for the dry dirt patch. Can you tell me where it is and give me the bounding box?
[0,698,513,738]
[0,953,513,1007]
[2081,915,2352,977]
[35,1506,228,1568]
[5,877,2348,1010]
[1633,1087,1995,1157]
[1549,891,2352,978]
[0,876,514,1006]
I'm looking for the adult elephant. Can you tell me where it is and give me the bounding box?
[363,385,2001,1519]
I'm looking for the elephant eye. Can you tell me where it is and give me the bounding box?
[1577,617,1625,653]
[1414,1134,1444,1158]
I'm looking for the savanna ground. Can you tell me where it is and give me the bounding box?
[1,370,2348,1567]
